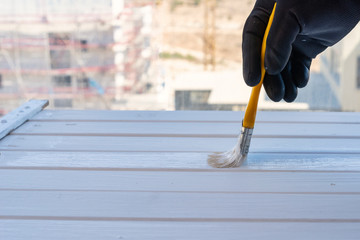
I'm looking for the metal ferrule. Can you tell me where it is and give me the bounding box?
[239,126,253,156]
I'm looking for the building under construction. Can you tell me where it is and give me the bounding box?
[0,0,157,115]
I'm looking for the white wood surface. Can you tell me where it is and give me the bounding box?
[2,191,360,220]
[1,169,359,193]
[33,109,360,123]
[1,135,360,153]
[1,106,360,239]
[12,121,360,138]
[2,220,360,240]
[1,152,360,170]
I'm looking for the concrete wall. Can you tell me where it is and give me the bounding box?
[321,24,360,111]
[339,24,360,111]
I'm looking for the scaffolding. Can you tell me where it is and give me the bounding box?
[0,0,157,114]
[203,0,216,71]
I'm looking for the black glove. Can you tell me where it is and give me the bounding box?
[242,0,360,102]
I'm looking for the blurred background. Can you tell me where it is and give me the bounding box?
[0,0,359,115]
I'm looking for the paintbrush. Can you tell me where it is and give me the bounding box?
[208,3,277,168]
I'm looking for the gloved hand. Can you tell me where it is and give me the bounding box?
[242,0,360,102]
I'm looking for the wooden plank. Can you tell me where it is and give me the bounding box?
[12,121,360,138]
[1,191,360,220]
[1,152,360,171]
[1,169,359,193]
[0,99,48,140]
[1,220,360,240]
[1,135,360,153]
[33,109,360,123]
[3,109,360,240]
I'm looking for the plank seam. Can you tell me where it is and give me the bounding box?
[1,166,360,173]
[1,188,359,195]
[1,216,360,223]
[9,132,360,139]
[2,149,360,154]
[28,119,360,124]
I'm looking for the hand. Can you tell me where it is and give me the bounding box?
[242,0,360,102]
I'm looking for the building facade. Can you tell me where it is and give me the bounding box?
[0,0,156,114]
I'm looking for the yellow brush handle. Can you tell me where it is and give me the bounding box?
[243,3,277,129]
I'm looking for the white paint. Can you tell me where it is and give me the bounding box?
[1,135,359,153]
[32,110,360,123]
[1,152,360,170]
[12,121,360,138]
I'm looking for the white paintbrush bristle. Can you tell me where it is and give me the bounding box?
[207,136,247,168]
[207,126,253,168]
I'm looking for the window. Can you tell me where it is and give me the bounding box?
[175,90,210,110]
[53,99,73,108]
[77,77,90,88]
[49,50,71,69]
[49,33,71,69]
[53,75,72,87]
[80,40,88,52]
